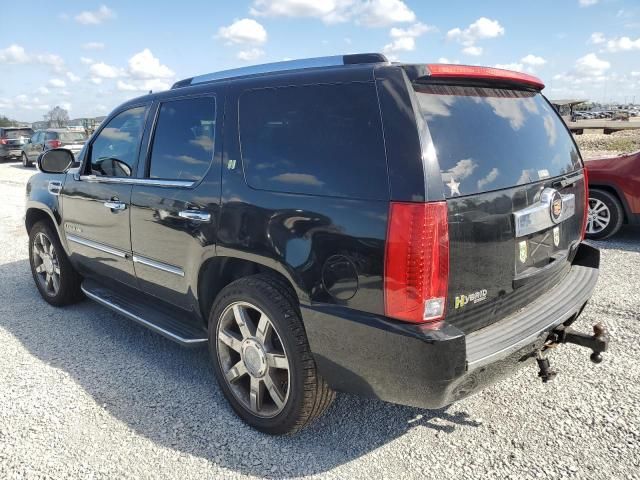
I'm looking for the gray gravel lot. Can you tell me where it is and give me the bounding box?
[0,161,639,479]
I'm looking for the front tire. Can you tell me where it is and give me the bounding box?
[586,189,624,240]
[29,220,83,306]
[209,274,335,435]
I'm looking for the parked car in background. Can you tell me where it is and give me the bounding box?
[0,126,34,161]
[21,128,87,167]
[585,150,640,239]
[25,55,604,434]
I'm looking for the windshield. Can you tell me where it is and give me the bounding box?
[414,85,581,198]
[4,129,33,139]
[57,132,86,142]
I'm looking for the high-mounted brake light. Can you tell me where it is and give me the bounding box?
[427,64,545,90]
[384,202,449,324]
[582,167,589,240]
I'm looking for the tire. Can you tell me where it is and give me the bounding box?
[28,220,83,306]
[21,152,31,167]
[208,274,335,435]
[586,189,624,240]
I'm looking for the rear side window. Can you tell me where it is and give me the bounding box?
[45,132,57,141]
[239,82,388,199]
[414,85,581,197]
[148,96,216,181]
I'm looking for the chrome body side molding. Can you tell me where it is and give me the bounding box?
[132,254,185,277]
[66,234,128,258]
[79,175,195,188]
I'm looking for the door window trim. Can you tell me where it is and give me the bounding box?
[80,102,151,180]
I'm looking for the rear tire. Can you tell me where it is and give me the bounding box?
[208,274,335,435]
[28,220,83,306]
[21,152,31,167]
[586,189,624,240]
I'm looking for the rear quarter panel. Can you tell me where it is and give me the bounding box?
[586,151,640,217]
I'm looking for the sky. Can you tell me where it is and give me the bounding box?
[1,0,639,122]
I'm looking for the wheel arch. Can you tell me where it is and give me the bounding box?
[197,256,302,324]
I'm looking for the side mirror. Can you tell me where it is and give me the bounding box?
[37,148,74,174]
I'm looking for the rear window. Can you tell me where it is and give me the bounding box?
[57,132,86,142]
[239,82,388,199]
[414,85,581,197]
[4,129,33,139]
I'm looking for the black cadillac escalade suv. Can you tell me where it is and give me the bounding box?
[25,54,605,435]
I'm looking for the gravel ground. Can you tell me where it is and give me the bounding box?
[1,161,639,480]
[575,129,640,159]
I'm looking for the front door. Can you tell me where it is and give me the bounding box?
[130,94,222,310]
[61,104,149,287]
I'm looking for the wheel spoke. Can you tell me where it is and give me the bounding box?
[53,266,60,275]
[35,264,46,273]
[233,304,254,339]
[595,218,607,228]
[255,313,272,343]
[225,361,248,383]
[250,377,264,413]
[218,329,242,353]
[263,374,285,409]
[51,273,60,293]
[266,353,288,370]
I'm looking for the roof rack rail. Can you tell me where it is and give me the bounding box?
[172,53,388,89]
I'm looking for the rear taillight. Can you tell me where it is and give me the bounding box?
[384,201,449,324]
[46,139,62,149]
[582,167,589,240]
[0,138,7,145]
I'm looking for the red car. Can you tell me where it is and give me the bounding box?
[585,150,640,239]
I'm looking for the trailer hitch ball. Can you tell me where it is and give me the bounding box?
[590,352,603,364]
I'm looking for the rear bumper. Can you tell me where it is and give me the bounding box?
[302,243,600,409]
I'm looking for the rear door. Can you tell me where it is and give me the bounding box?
[129,93,222,310]
[61,105,149,287]
[413,84,585,333]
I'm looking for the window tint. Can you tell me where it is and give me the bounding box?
[414,85,581,198]
[30,132,39,143]
[45,131,57,141]
[239,82,388,199]
[89,106,146,177]
[148,97,216,181]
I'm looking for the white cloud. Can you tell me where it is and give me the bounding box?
[521,54,546,67]
[48,78,67,88]
[116,80,138,91]
[589,32,606,45]
[66,71,81,82]
[495,62,524,71]
[250,0,415,26]
[127,49,174,79]
[218,18,267,45]
[463,45,483,56]
[604,36,640,52]
[356,0,416,27]
[237,48,265,61]
[90,77,103,85]
[142,79,171,92]
[82,42,105,50]
[579,0,598,6]
[89,62,123,78]
[36,86,50,95]
[75,5,115,25]
[446,17,504,56]
[0,44,64,72]
[437,57,460,64]
[632,71,640,77]
[575,53,610,76]
[80,57,94,65]
[383,22,435,54]
[477,168,499,189]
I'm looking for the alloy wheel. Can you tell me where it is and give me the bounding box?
[587,198,611,234]
[32,232,61,296]
[216,301,291,418]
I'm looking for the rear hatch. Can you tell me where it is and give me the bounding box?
[413,75,586,334]
[2,128,33,148]
[55,131,87,155]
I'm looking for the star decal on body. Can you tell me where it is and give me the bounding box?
[447,177,460,196]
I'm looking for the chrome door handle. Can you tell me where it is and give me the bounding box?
[178,210,211,222]
[103,201,126,211]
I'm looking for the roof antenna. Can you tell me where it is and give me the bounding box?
[148,90,152,94]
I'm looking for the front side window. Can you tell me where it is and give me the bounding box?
[239,82,388,199]
[148,97,216,181]
[89,106,147,177]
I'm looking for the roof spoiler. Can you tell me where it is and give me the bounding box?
[402,64,545,90]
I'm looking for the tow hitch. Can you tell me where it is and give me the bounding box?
[536,323,609,383]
